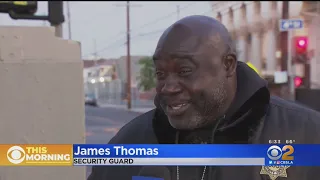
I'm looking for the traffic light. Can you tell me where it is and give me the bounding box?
[0,1,37,15]
[293,36,309,63]
[48,2,64,25]
[294,76,303,88]
[294,36,308,54]
[0,1,64,26]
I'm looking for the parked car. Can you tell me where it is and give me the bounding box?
[85,93,97,106]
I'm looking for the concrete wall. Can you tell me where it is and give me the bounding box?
[0,26,86,180]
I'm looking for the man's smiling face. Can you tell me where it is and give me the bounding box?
[153,17,233,130]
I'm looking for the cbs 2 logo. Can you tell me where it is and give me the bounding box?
[267,145,294,160]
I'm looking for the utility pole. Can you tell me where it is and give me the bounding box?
[280,1,289,71]
[279,1,290,99]
[93,38,98,65]
[114,2,142,110]
[54,24,63,38]
[66,1,72,39]
[177,5,180,20]
[93,38,99,100]
[126,1,132,110]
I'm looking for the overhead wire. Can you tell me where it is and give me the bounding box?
[83,2,196,58]
[83,2,239,58]
[83,2,257,59]
[82,29,163,59]
[130,2,195,35]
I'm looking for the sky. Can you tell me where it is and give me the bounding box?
[0,1,212,59]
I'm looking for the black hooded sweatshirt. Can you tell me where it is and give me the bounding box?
[88,62,320,180]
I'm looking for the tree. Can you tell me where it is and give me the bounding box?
[137,56,156,91]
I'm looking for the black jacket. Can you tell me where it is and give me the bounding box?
[88,62,320,180]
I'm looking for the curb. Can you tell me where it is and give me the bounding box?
[97,103,154,113]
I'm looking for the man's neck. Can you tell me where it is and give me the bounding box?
[177,114,227,144]
[178,128,213,144]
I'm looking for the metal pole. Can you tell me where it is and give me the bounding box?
[93,39,99,100]
[54,24,63,38]
[287,30,295,100]
[49,1,64,38]
[66,1,72,39]
[93,38,98,63]
[280,1,289,71]
[177,5,180,20]
[126,1,132,110]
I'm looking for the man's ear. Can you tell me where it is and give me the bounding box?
[223,54,237,77]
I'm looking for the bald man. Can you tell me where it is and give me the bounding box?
[88,15,320,180]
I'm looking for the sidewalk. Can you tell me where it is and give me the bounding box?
[98,103,155,113]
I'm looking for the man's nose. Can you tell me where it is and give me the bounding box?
[161,78,182,95]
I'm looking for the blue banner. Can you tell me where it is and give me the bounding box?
[73,144,265,158]
[72,144,320,166]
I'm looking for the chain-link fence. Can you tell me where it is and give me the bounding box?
[85,79,155,108]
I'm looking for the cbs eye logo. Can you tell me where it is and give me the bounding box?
[267,145,294,161]
[7,146,26,164]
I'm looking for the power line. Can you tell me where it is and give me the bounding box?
[83,2,225,59]
[83,30,165,58]
[85,3,195,57]
[99,2,194,46]
[96,2,194,50]
[134,29,164,37]
[130,2,195,35]
[83,28,167,58]
[83,39,126,58]
[72,4,120,25]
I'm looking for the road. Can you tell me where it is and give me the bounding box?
[85,105,142,177]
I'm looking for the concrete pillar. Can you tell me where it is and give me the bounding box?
[236,4,248,62]
[0,27,85,180]
[265,1,278,73]
[250,2,263,71]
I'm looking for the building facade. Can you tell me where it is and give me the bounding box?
[83,59,118,96]
[82,56,149,104]
[114,56,145,89]
[211,1,318,83]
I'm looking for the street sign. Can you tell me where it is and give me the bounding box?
[279,19,303,32]
[274,71,288,84]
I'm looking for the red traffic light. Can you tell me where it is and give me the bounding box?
[298,39,306,47]
[294,76,303,88]
[294,36,308,54]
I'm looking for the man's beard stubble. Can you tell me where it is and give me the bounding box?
[190,78,228,129]
[178,79,228,144]
[160,78,228,130]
